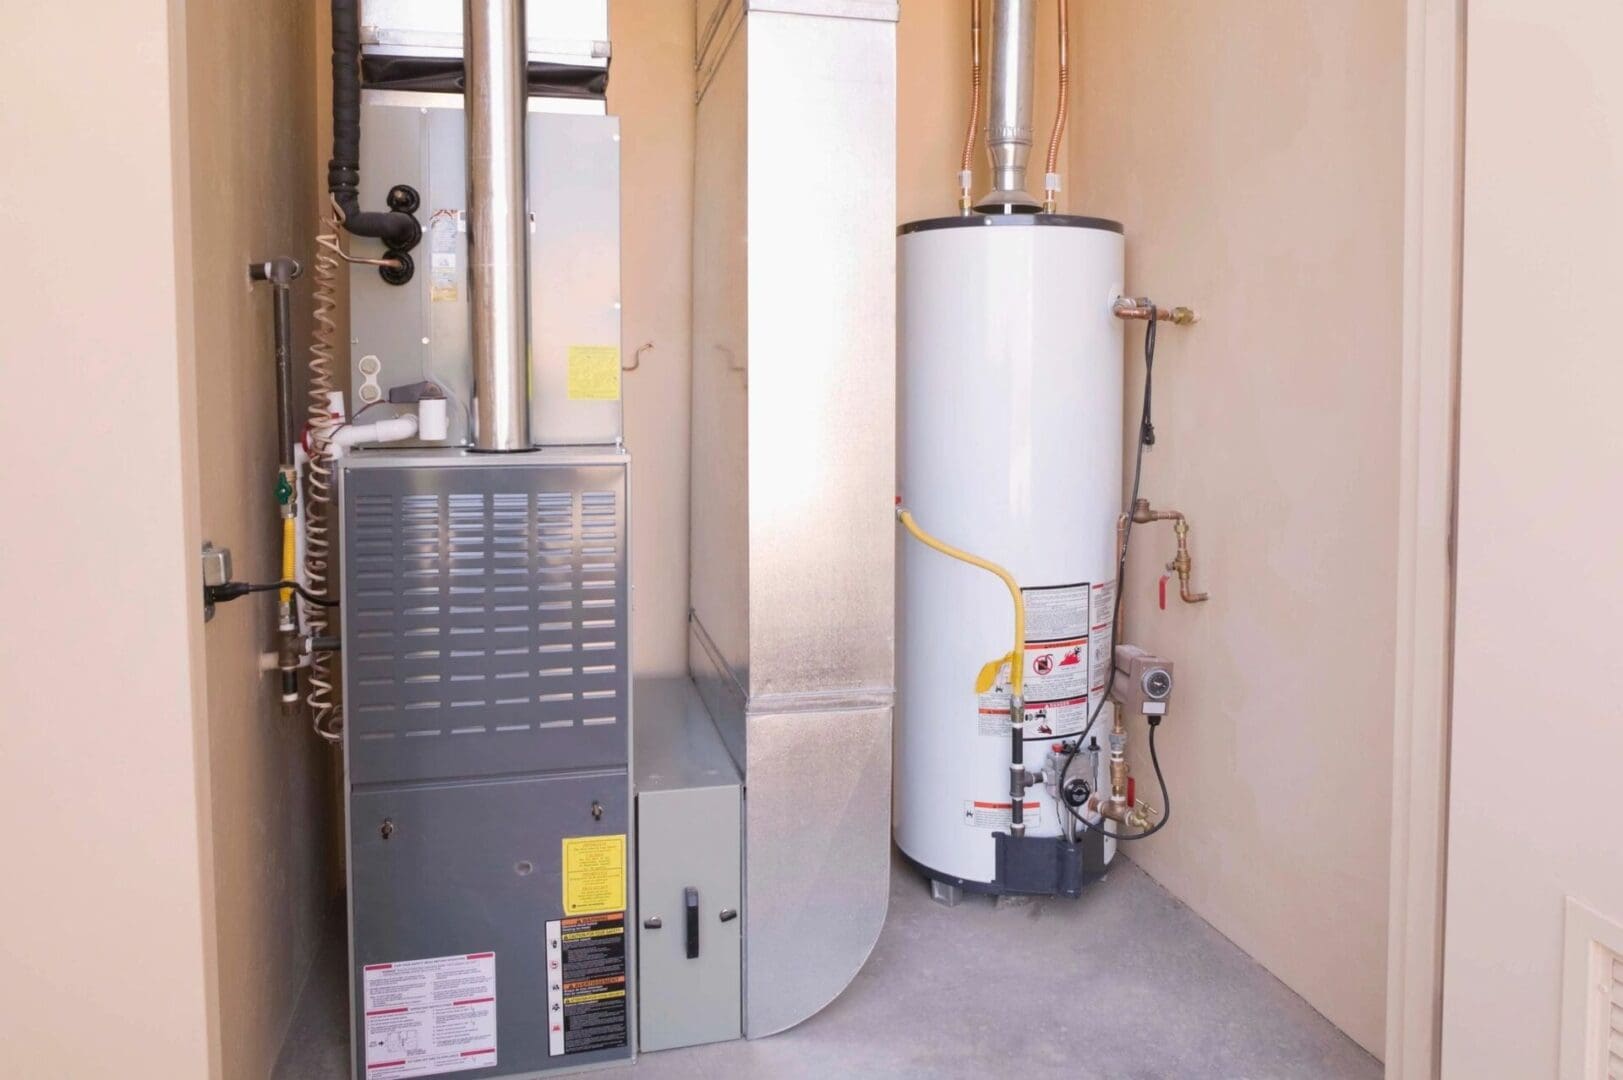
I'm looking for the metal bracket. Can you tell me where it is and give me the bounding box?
[200,542,233,623]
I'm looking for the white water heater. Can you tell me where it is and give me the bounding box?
[896,214,1126,895]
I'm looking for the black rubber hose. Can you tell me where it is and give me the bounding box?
[329,0,420,247]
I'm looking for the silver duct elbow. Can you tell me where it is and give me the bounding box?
[465,0,532,451]
[976,0,1040,213]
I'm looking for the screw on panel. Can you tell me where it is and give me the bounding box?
[380,819,395,841]
[591,801,604,822]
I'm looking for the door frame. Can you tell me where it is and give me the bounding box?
[1385,1,1465,1077]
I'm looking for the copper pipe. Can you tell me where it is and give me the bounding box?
[1043,0,1069,212]
[959,1,983,213]
[1113,297,1199,325]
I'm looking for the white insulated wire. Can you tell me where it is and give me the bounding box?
[303,210,345,744]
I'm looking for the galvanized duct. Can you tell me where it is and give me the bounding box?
[464,0,532,451]
[976,0,1040,213]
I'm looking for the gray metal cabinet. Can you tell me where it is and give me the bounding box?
[634,679,743,1052]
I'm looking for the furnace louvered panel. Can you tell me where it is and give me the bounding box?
[340,458,629,786]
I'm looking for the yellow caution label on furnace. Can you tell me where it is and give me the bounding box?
[567,345,622,401]
[561,834,626,915]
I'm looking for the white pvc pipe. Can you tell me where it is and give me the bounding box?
[330,413,419,455]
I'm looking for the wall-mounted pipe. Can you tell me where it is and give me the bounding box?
[1114,296,1200,325]
[1130,498,1210,604]
[465,0,533,452]
[975,0,1040,213]
[249,256,305,709]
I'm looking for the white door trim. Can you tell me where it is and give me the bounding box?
[1385,1,1464,1077]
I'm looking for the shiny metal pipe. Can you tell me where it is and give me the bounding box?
[977,0,1039,212]
[464,0,532,451]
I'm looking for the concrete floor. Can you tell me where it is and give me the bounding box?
[275,854,1380,1080]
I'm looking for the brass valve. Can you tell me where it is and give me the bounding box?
[1125,801,1160,831]
[1129,499,1210,604]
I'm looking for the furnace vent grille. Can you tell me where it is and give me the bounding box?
[341,463,628,785]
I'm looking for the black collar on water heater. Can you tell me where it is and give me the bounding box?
[898,213,1125,237]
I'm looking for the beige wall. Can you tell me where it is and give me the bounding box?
[185,1,335,1076]
[1439,2,1623,1075]
[1069,1,1406,1055]
[0,1,216,1077]
[609,3,698,678]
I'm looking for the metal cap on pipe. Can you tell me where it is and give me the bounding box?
[975,0,1041,214]
[465,0,532,451]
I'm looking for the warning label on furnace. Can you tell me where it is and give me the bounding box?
[429,210,460,303]
[962,799,1042,829]
[546,913,629,1057]
[562,834,626,916]
[977,583,1094,738]
[362,952,496,1078]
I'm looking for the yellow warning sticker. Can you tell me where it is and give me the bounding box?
[567,345,622,401]
[561,834,626,916]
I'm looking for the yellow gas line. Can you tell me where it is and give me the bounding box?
[896,507,1025,697]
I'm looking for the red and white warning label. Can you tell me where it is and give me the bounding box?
[1022,583,1092,737]
[975,582,1110,738]
[962,799,1043,829]
[362,952,497,1078]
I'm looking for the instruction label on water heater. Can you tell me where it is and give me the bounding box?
[361,952,497,1078]
[1089,581,1116,699]
[977,583,1093,739]
[962,800,1043,829]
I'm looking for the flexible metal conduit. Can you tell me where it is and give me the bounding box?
[957,1,983,213]
[465,0,533,451]
[1043,0,1069,213]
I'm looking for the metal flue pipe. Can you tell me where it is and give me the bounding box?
[975,0,1040,213]
[465,0,532,451]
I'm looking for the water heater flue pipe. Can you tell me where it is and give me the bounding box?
[976,0,1040,213]
[465,0,533,452]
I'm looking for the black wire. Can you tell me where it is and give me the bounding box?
[1050,310,1173,842]
[257,581,340,608]
[209,580,340,608]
